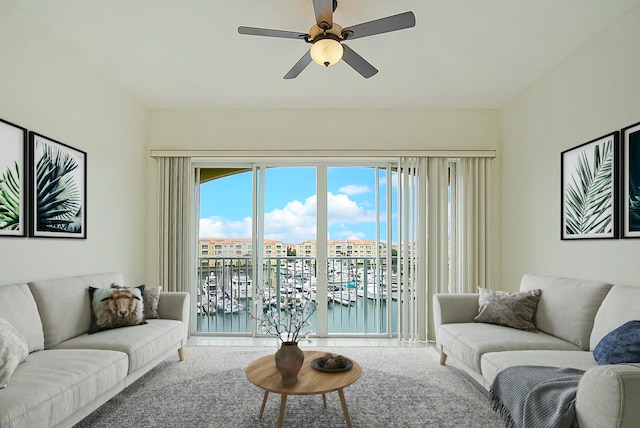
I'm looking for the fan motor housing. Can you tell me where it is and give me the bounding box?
[308,23,343,42]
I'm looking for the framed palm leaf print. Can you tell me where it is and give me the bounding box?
[0,118,28,237]
[561,132,619,240]
[622,121,640,238]
[29,132,87,239]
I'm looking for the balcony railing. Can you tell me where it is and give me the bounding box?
[195,256,397,336]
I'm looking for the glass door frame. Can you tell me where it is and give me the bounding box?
[193,157,399,338]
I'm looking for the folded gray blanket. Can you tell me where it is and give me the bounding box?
[489,366,585,428]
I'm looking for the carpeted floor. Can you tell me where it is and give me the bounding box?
[74,345,504,428]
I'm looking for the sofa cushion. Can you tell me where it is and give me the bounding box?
[88,285,146,334]
[593,320,640,365]
[591,285,640,350]
[474,287,541,331]
[438,322,582,373]
[481,350,597,385]
[28,272,124,348]
[0,349,128,428]
[0,317,29,389]
[54,319,184,373]
[520,274,612,350]
[0,283,44,352]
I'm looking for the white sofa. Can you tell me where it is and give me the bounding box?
[434,274,640,428]
[0,272,189,428]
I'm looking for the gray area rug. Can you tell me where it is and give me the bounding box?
[74,346,503,428]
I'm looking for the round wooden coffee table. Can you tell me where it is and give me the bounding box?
[245,350,362,428]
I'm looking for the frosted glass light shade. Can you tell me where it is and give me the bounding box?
[310,38,344,67]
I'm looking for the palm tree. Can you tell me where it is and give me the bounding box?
[629,182,640,230]
[564,141,613,235]
[36,143,82,233]
[628,139,640,231]
[0,161,21,230]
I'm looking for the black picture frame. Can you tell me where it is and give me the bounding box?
[621,121,640,238]
[561,132,619,240]
[29,132,87,239]
[0,118,28,237]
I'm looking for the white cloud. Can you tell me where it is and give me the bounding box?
[327,192,376,225]
[263,192,375,242]
[199,216,251,239]
[264,196,317,243]
[199,191,377,243]
[333,230,367,240]
[339,184,371,195]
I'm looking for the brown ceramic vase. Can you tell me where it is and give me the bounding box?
[274,341,304,385]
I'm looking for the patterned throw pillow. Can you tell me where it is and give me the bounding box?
[142,285,162,319]
[473,287,542,331]
[593,320,640,365]
[88,284,146,334]
[0,317,28,389]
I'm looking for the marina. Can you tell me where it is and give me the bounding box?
[196,293,397,335]
[195,257,398,335]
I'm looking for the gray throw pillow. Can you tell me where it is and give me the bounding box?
[0,317,29,389]
[142,285,162,319]
[474,287,541,331]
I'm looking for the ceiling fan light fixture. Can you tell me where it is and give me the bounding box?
[238,2,416,79]
[310,38,343,67]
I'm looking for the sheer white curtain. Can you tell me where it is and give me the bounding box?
[426,158,451,341]
[397,157,425,341]
[158,157,196,296]
[398,156,493,343]
[453,157,493,293]
[397,157,445,342]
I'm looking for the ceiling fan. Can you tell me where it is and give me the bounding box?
[238,0,416,79]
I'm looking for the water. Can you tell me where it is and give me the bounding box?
[195,296,398,336]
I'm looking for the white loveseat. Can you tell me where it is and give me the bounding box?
[0,272,189,428]
[434,274,640,428]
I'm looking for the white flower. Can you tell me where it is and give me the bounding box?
[248,290,318,343]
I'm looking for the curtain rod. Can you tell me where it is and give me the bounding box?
[150,149,496,159]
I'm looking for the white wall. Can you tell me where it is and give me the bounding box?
[500,3,640,289]
[145,108,502,284]
[0,1,148,285]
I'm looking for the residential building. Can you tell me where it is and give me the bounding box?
[328,240,388,258]
[199,238,393,259]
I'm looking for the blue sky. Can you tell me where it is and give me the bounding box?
[199,166,396,244]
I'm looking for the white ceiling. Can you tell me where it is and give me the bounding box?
[12,0,640,109]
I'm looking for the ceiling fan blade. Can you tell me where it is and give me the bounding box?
[342,11,416,41]
[238,26,308,40]
[283,50,313,79]
[313,0,334,30]
[341,44,378,78]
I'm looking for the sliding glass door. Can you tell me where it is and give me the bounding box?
[195,161,397,337]
[325,165,396,335]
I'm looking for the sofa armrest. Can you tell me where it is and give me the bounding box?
[576,364,640,428]
[157,292,190,341]
[432,293,479,347]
